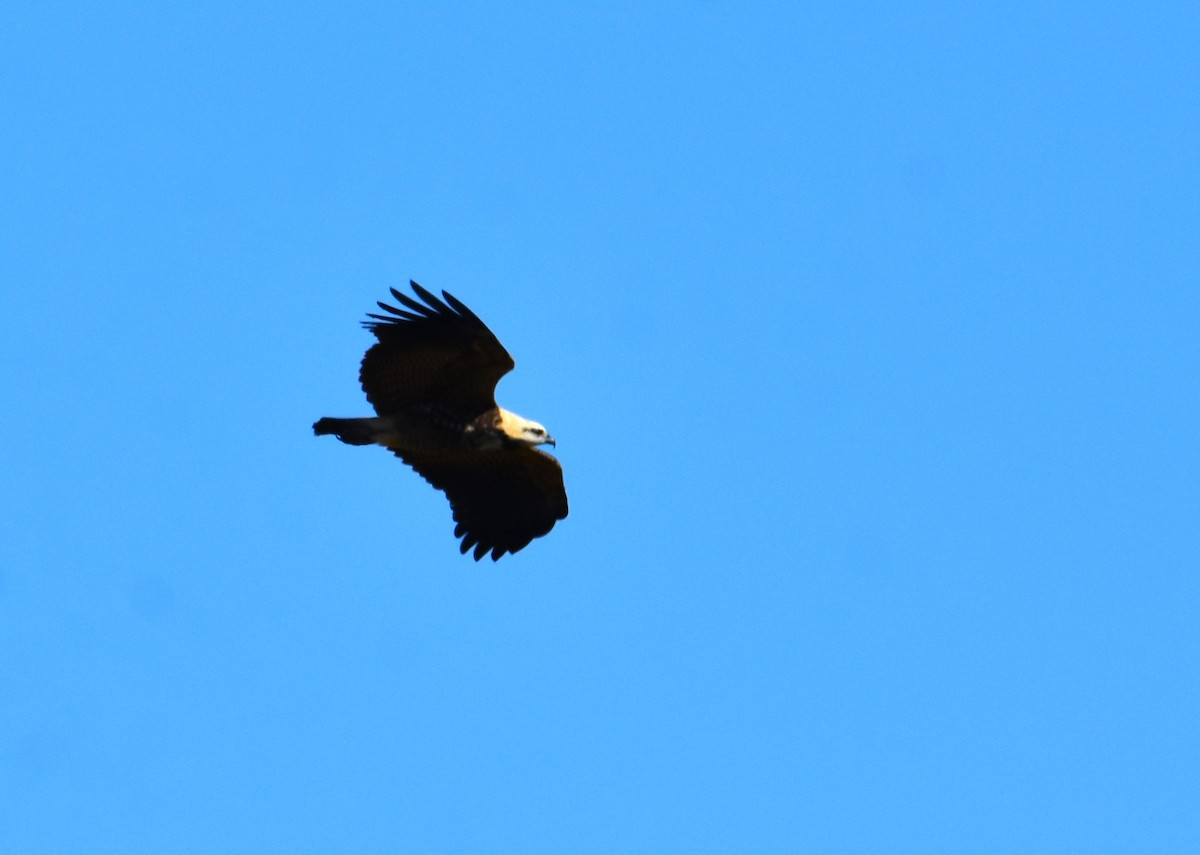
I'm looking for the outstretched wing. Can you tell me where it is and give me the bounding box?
[397,446,569,561]
[359,281,515,416]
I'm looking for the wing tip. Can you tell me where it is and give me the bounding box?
[368,280,484,329]
[453,524,520,562]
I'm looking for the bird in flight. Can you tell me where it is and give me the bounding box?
[314,281,568,560]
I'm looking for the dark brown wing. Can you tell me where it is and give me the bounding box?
[397,446,568,561]
[359,281,515,416]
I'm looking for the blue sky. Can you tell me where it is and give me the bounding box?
[2,2,1198,851]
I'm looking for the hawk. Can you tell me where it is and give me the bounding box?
[314,281,568,560]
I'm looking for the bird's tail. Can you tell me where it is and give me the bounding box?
[312,417,384,446]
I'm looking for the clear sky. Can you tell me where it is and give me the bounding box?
[2,2,1197,852]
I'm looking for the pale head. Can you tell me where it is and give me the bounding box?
[497,408,556,447]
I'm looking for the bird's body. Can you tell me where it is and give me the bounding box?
[313,281,567,561]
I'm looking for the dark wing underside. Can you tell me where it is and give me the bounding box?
[359,281,515,416]
[396,446,569,561]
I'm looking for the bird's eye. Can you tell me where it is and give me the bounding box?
[532,428,544,435]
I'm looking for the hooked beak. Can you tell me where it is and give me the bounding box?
[545,436,557,448]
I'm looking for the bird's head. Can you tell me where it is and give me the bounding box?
[497,408,556,447]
